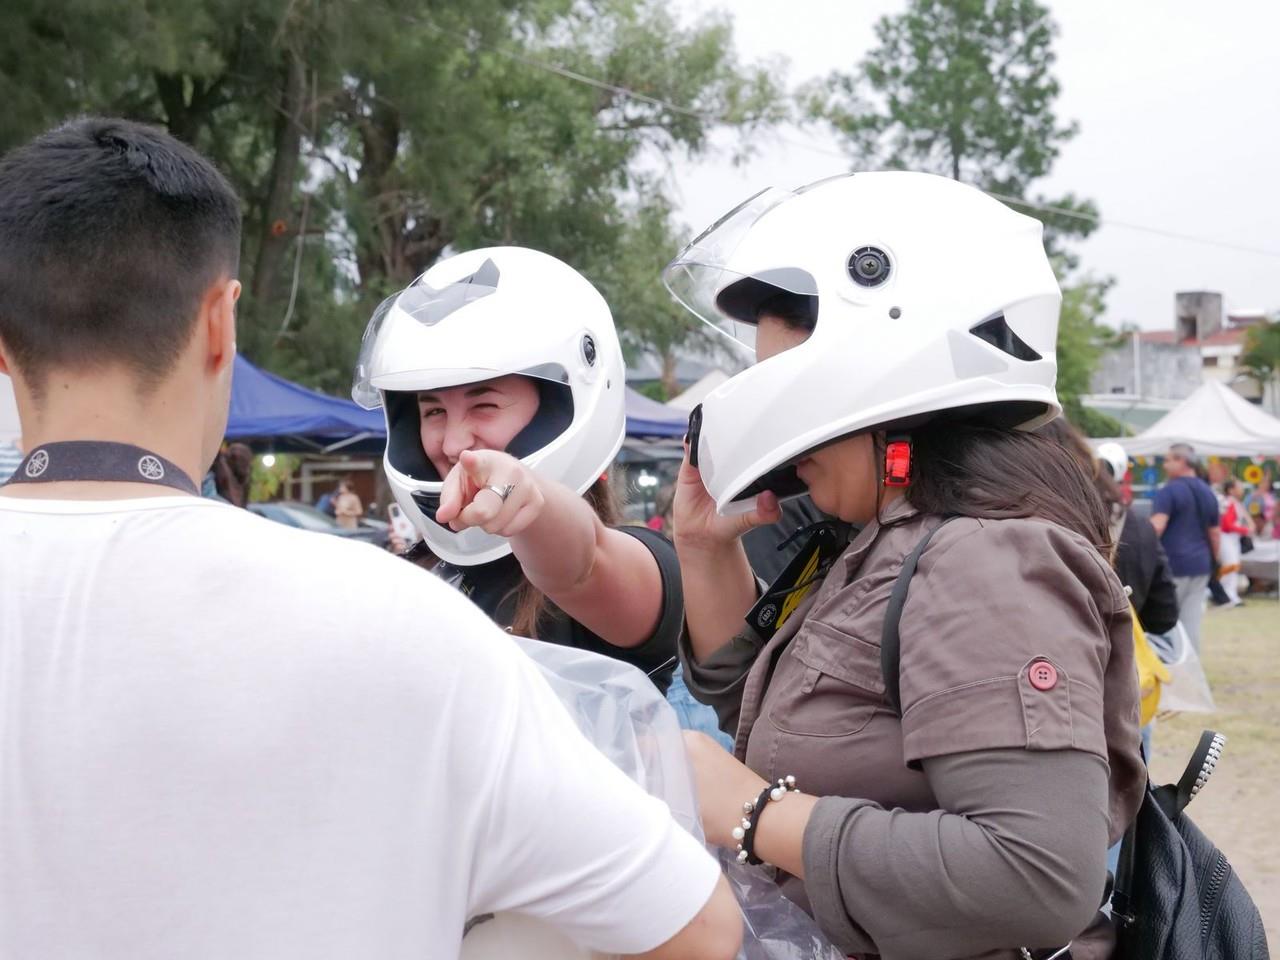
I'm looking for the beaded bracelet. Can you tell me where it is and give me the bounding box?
[733,775,799,865]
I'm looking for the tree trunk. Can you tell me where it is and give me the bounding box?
[353,98,403,293]
[250,49,307,310]
[660,349,679,400]
[154,73,197,143]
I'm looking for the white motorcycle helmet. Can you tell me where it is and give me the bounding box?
[353,247,626,565]
[1096,441,1130,482]
[663,171,1063,515]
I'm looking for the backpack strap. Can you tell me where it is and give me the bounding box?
[1155,729,1225,818]
[880,517,959,715]
[1110,795,1141,928]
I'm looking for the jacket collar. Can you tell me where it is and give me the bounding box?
[837,493,921,578]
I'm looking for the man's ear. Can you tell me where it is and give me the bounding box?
[203,277,241,374]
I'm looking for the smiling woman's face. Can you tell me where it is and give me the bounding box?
[417,375,540,478]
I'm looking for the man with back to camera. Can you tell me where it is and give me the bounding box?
[0,118,740,960]
[1150,442,1220,651]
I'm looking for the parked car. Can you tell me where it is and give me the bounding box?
[249,501,388,547]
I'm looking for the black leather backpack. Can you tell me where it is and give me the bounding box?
[882,523,1271,960]
[1110,731,1269,959]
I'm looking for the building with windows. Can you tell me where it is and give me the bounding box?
[1086,291,1271,431]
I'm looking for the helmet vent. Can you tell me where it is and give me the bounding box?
[848,246,891,287]
[970,314,1041,362]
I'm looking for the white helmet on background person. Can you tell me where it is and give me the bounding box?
[663,171,1063,515]
[1095,441,1130,482]
[353,247,626,565]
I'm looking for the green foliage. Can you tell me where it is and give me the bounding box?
[1055,275,1123,436]
[250,453,300,502]
[635,381,668,402]
[809,0,1096,261]
[1240,319,1280,411]
[1,0,779,392]
[1065,403,1126,439]
[808,0,1114,422]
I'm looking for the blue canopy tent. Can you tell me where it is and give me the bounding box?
[226,355,385,452]
[624,387,687,439]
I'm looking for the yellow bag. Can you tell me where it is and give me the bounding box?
[1131,606,1171,726]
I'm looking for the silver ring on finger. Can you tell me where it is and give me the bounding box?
[484,482,517,503]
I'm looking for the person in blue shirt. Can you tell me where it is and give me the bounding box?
[1150,443,1220,651]
[0,441,21,484]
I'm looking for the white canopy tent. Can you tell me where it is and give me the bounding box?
[1103,380,1280,458]
[0,373,20,447]
[666,369,730,412]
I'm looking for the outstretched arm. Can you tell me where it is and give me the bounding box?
[436,449,663,647]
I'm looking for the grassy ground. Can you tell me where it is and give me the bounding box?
[1146,599,1280,941]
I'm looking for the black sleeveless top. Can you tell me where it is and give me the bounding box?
[434,525,681,693]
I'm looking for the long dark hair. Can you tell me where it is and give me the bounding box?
[1036,417,1124,523]
[213,442,254,508]
[905,419,1113,555]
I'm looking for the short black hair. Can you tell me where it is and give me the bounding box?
[0,117,241,394]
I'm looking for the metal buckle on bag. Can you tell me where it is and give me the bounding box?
[1020,945,1072,960]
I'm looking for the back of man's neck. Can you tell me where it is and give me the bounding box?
[2,373,208,501]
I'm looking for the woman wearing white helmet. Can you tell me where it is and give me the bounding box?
[666,173,1145,959]
[353,247,681,689]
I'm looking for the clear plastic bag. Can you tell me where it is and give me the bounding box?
[460,638,843,960]
[1146,622,1217,715]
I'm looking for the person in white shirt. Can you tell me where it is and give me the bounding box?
[0,117,740,960]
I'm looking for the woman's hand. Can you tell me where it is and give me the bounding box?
[672,445,781,553]
[435,449,546,537]
[683,731,768,849]
[673,444,777,662]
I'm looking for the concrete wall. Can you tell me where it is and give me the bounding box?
[1091,336,1202,400]
[1175,291,1224,341]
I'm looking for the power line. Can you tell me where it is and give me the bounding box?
[420,17,1280,262]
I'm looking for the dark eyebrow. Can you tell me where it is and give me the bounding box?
[418,386,500,402]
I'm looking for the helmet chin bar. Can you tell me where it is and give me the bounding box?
[721,400,1051,510]
[411,490,442,524]
[732,464,806,505]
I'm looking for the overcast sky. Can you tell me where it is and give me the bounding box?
[666,0,1280,332]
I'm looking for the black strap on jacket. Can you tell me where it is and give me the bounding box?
[4,441,198,495]
[879,517,958,715]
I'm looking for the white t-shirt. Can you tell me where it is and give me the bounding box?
[0,495,718,958]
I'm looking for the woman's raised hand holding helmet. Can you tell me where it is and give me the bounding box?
[672,440,781,554]
[673,440,782,663]
[436,449,546,538]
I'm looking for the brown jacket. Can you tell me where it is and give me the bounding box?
[682,497,1146,959]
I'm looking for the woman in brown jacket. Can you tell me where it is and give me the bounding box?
[663,173,1145,960]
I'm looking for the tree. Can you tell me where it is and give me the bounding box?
[809,0,1098,265]
[1056,274,1124,436]
[1240,319,1280,414]
[809,0,1120,430]
[579,190,730,398]
[1,0,780,394]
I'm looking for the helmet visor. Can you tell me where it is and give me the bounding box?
[351,262,501,409]
[662,187,817,350]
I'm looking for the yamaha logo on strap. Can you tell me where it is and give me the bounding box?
[24,449,49,478]
[137,455,165,481]
[6,440,199,495]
